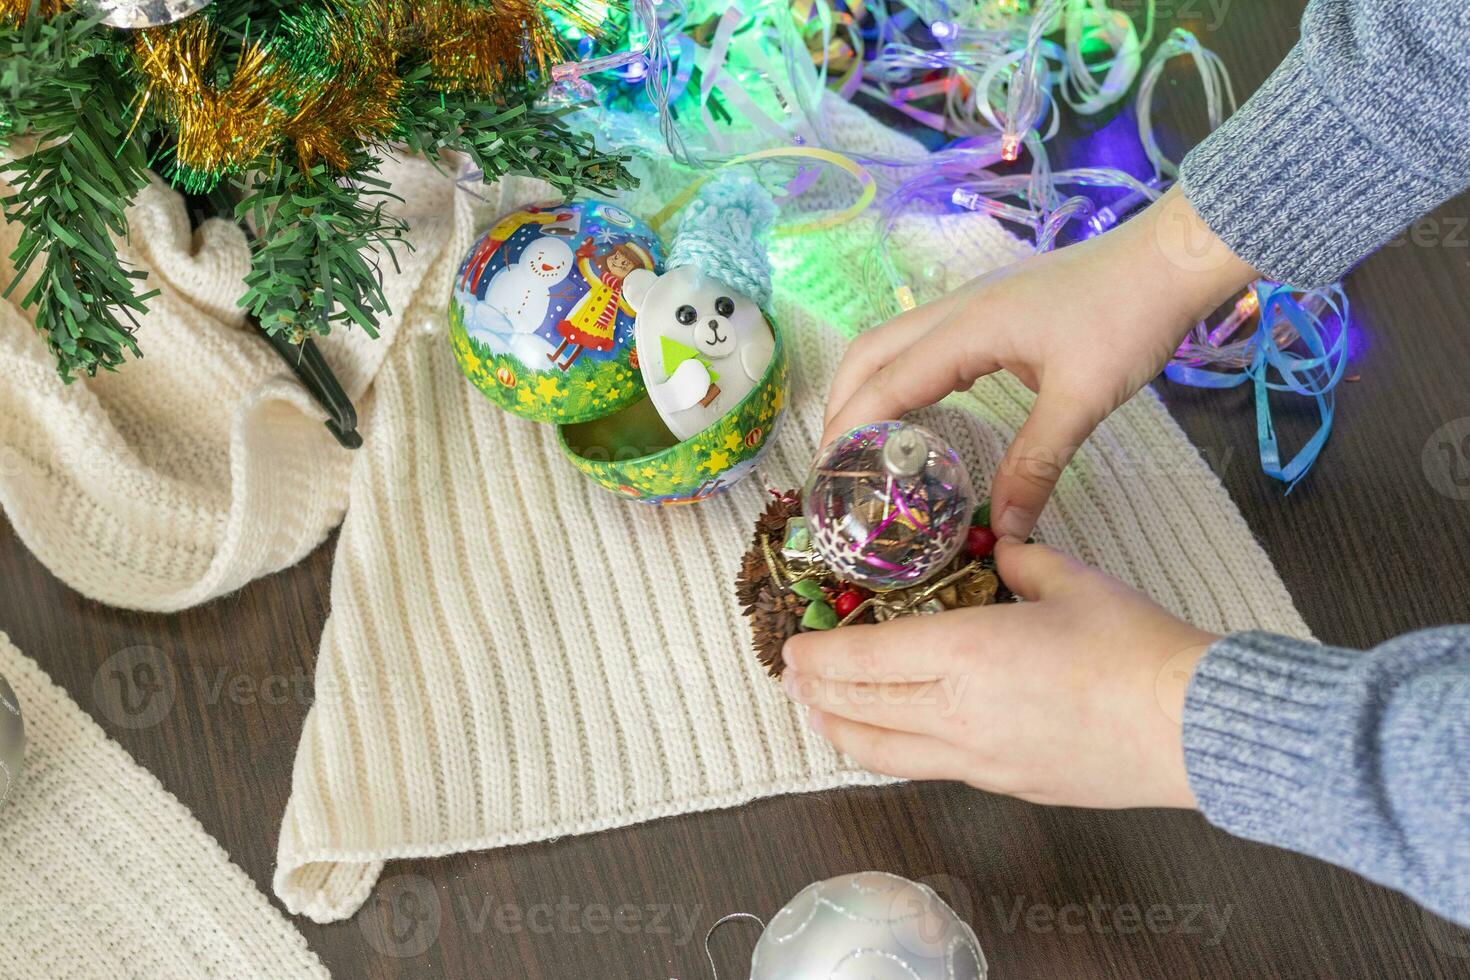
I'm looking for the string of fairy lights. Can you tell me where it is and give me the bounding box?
[0,0,1351,485]
[543,0,1353,489]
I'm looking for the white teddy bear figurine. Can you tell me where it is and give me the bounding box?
[623,265,775,441]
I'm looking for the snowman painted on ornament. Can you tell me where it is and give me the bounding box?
[622,174,778,442]
[483,238,575,329]
[459,204,578,294]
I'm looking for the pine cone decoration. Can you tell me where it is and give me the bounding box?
[751,585,806,676]
[737,488,805,612]
[736,549,769,611]
[735,485,1015,683]
[754,489,803,540]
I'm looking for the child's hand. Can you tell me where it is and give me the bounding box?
[822,186,1256,541]
[781,539,1219,809]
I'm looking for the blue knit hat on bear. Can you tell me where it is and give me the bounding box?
[666,174,777,309]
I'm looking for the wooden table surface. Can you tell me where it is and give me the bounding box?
[5,3,1470,977]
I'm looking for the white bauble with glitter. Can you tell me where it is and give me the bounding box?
[751,872,987,980]
[97,0,213,29]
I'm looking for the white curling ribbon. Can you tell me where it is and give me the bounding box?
[1136,27,1237,178]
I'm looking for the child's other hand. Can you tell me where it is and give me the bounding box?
[780,539,1219,810]
[822,185,1256,541]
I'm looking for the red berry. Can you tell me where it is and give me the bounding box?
[965,525,997,559]
[834,589,866,619]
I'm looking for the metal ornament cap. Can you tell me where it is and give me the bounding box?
[881,424,929,478]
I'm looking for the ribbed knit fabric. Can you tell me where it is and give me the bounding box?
[0,154,457,613]
[0,632,328,978]
[1186,629,1470,926]
[270,101,1312,923]
[1179,0,1470,288]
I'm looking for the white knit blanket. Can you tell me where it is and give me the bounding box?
[0,100,1310,925]
[0,633,328,977]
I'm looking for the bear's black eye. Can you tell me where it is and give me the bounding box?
[714,296,735,318]
[675,305,698,325]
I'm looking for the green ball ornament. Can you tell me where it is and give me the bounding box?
[448,196,789,505]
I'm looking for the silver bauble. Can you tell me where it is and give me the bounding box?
[0,673,23,807]
[97,0,214,29]
[751,872,988,980]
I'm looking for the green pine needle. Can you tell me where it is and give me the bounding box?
[1,9,154,381]
[395,80,635,197]
[235,152,408,342]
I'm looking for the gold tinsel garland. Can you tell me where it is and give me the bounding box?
[135,1,594,182]
[6,0,599,183]
[0,0,66,19]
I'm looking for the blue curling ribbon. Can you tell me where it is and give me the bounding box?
[1164,282,1350,492]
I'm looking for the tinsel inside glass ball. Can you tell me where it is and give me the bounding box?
[804,421,976,591]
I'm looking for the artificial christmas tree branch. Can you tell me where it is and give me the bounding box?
[0,0,635,388]
[235,152,407,345]
[1,6,155,379]
[184,185,365,448]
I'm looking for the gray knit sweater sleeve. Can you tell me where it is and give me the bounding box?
[1179,0,1470,287]
[1184,628,1470,926]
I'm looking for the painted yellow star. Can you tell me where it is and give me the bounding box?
[536,376,562,401]
[722,432,741,452]
[700,449,732,474]
[771,388,784,412]
[517,386,536,406]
